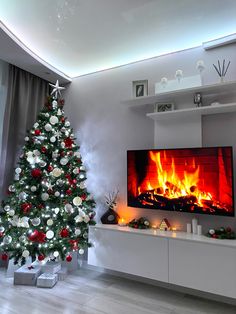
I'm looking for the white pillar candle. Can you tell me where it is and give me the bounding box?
[192,218,198,234]
[197,225,202,236]
[187,223,192,233]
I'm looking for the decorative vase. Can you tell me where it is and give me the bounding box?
[100,207,120,224]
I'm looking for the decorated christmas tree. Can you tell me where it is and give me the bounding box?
[0,81,96,265]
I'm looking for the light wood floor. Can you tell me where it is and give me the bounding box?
[0,267,236,314]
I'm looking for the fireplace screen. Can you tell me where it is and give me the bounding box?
[127,147,234,216]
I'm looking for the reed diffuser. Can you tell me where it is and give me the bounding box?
[213,59,230,83]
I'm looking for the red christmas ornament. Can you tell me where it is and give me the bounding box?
[60,151,65,157]
[31,168,42,178]
[64,137,74,148]
[28,230,39,241]
[60,117,65,123]
[41,146,47,153]
[60,228,69,238]
[72,179,77,184]
[38,254,45,261]
[38,204,44,209]
[21,203,32,214]
[48,189,54,195]
[69,239,78,250]
[66,255,72,262]
[66,189,72,195]
[81,194,87,201]
[34,129,41,136]
[0,232,4,238]
[1,253,8,261]
[47,165,53,172]
[37,232,46,243]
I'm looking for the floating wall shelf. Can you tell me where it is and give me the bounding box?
[147,102,236,121]
[122,80,236,107]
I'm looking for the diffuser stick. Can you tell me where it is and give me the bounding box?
[213,64,221,77]
[218,60,222,76]
[224,61,231,76]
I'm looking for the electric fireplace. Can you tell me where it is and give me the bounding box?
[127,147,234,216]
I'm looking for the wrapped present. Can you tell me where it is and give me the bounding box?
[41,261,61,274]
[14,265,41,286]
[57,267,68,281]
[37,273,58,288]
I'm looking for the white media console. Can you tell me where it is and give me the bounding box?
[88,224,236,299]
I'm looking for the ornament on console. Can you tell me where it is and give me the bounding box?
[128,217,150,229]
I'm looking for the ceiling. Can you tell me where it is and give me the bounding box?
[0,0,236,79]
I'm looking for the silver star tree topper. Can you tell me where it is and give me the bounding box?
[49,80,65,98]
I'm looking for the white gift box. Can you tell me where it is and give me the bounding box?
[41,261,61,274]
[14,265,42,286]
[37,273,58,288]
[57,267,68,281]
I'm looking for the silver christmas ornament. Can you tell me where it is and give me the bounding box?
[50,136,56,143]
[65,121,70,127]
[79,249,84,255]
[45,123,52,132]
[19,192,27,200]
[74,228,81,236]
[25,136,29,141]
[41,193,49,201]
[8,209,15,216]
[4,205,10,212]
[15,168,22,174]
[3,235,12,244]
[31,186,37,192]
[64,203,73,212]
[22,250,30,258]
[46,230,54,239]
[39,161,47,168]
[60,157,68,165]
[8,185,16,192]
[54,191,60,197]
[0,226,5,233]
[31,218,41,226]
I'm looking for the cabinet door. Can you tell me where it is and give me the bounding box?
[88,227,168,282]
[169,239,236,299]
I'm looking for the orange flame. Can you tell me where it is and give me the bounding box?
[139,151,212,207]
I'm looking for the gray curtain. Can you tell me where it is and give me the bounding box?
[0,65,49,200]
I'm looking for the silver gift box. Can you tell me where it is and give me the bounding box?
[41,261,61,274]
[37,273,58,288]
[14,265,42,286]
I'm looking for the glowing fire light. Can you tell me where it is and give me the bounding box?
[139,151,212,208]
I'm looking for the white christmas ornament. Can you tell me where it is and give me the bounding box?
[75,228,81,236]
[19,235,26,242]
[50,136,56,143]
[74,152,81,157]
[31,218,41,226]
[65,121,70,127]
[54,208,60,214]
[75,215,83,223]
[22,250,30,258]
[79,249,84,255]
[3,235,12,244]
[31,186,37,192]
[64,204,73,212]
[47,219,53,226]
[54,191,60,197]
[34,122,39,128]
[45,113,49,118]
[73,197,82,206]
[73,167,79,174]
[83,215,90,223]
[60,157,68,165]
[53,251,59,257]
[8,209,15,216]
[41,193,49,201]
[25,136,29,141]
[80,182,86,189]
[4,205,10,212]
[57,109,62,116]
[46,230,54,239]
[52,100,58,108]
[61,142,65,148]
[15,168,22,174]
[49,116,59,125]
[0,226,5,233]
[19,192,27,200]
[45,123,52,132]
[52,168,62,177]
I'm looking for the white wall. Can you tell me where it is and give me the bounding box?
[65,43,236,232]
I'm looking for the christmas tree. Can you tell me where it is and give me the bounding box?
[0,81,96,265]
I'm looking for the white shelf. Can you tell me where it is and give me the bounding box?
[90,224,236,248]
[146,102,236,121]
[122,80,236,107]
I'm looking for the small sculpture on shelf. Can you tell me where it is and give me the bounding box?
[194,92,202,107]
[159,218,171,231]
[128,217,150,229]
[100,190,120,224]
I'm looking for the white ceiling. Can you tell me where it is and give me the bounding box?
[0,0,236,78]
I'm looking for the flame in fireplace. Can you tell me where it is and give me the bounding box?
[139,151,212,207]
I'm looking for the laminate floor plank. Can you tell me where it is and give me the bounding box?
[0,268,235,314]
